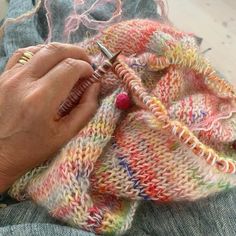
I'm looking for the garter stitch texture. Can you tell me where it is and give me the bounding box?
[9,19,236,235]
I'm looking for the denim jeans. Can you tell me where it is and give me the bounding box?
[1,188,236,235]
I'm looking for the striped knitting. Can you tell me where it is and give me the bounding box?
[9,19,236,235]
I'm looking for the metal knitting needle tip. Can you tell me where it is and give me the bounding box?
[109,50,122,63]
[97,41,121,63]
[97,41,113,58]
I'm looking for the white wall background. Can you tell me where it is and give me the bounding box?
[168,0,236,86]
[0,0,8,20]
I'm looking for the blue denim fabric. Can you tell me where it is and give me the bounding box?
[1,189,236,235]
[0,0,159,72]
[1,1,236,236]
[1,224,95,236]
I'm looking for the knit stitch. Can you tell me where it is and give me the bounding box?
[9,19,236,235]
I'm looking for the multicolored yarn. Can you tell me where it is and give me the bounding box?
[9,19,236,235]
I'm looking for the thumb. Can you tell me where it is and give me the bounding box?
[62,82,101,138]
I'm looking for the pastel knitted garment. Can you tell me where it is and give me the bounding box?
[9,19,236,235]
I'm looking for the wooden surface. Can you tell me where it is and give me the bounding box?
[0,0,235,86]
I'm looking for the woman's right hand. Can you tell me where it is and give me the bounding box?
[0,43,100,192]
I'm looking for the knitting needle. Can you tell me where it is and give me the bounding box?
[57,42,121,118]
[97,41,114,59]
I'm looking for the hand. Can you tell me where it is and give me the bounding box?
[0,43,100,192]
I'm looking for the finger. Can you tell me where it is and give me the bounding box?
[26,42,91,78]
[40,58,94,102]
[62,82,101,138]
[5,45,44,71]
[79,82,100,104]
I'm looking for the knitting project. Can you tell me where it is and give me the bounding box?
[9,19,236,235]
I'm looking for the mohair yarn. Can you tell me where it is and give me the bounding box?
[9,19,236,235]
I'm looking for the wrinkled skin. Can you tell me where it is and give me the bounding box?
[0,43,100,192]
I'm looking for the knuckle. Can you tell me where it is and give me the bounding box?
[8,48,24,61]
[22,94,36,109]
[14,48,25,56]
[76,60,94,77]
[45,42,62,52]
[82,61,93,73]
[60,58,93,77]
[0,80,10,91]
[21,97,37,117]
[22,87,44,110]
[27,86,45,101]
[22,96,35,110]
[63,58,79,68]
[77,46,86,55]
[28,44,44,51]
[0,78,17,91]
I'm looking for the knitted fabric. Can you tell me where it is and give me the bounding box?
[9,19,236,235]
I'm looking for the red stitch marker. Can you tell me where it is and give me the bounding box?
[115,92,131,110]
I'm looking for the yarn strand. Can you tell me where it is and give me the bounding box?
[112,57,236,174]
[0,0,42,40]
